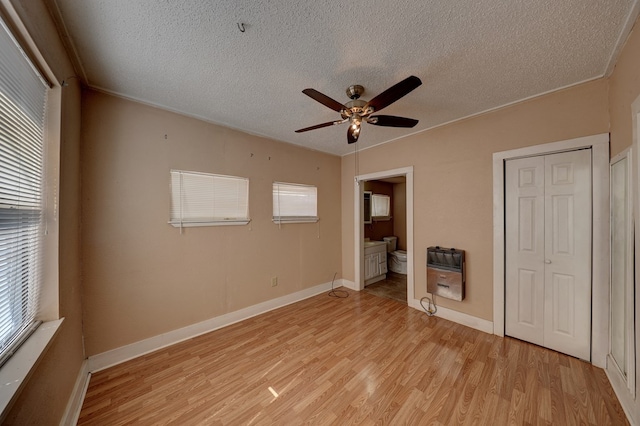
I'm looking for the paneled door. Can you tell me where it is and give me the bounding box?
[505,149,592,360]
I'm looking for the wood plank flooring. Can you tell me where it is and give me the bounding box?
[363,271,407,303]
[78,289,628,425]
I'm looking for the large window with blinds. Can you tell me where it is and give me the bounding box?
[169,170,250,227]
[0,18,49,365]
[272,182,318,224]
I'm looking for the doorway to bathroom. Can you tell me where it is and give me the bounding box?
[354,167,414,306]
[362,177,407,303]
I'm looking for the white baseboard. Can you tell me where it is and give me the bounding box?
[340,279,358,291]
[88,280,340,373]
[408,298,494,334]
[604,366,636,426]
[338,280,492,334]
[60,360,90,426]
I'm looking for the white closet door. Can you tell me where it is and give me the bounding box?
[543,149,591,360]
[505,156,545,347]
[505,149,592,361]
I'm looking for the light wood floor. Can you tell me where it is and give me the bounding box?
[363,271,407,304]
[78,289,627,425]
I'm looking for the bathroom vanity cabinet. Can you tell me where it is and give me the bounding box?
[364,241,388,285]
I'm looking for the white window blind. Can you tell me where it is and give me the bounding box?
[272,182,318,223]
[372,194,390,219]
[0,17,48,366]
[169,170,249,227]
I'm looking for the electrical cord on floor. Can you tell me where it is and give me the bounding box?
[420,295,437,316]
[328,272,349,298]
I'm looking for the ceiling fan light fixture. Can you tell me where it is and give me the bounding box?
[350,115,362,135]
[296,76,422,144]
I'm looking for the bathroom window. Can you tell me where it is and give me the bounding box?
[272,182,318,224]
[169,170,250,227]
[372,194,391,220]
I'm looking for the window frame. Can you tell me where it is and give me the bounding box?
[371,193,391,221]
[0,5,63,415]
[169,169,250,228]
[272,182,318,224]
[0,11,51,367]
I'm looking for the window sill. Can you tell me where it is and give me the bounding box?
[272,218,319,224]
[372,217,391,221]
[0,318,63,420]
[168,220,250,227]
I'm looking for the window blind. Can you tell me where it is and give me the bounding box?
[372,194,390,218]
[0,17,48,365]
[169,170,250,227]
[272,182,318,223]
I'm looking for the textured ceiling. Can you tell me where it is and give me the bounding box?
[51,0,639,156]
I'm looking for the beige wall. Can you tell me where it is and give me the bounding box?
[393,182,407,251]
[81,90,342,356]
[609,20,640,157]
[341,79,609,321]
[3,0,84,424]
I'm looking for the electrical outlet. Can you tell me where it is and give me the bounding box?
[271,277,278,287]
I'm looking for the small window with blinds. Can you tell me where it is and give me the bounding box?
[372,194,391,220]
[169,170,250,227]
[272,182,318,224]
[0,18,49,366]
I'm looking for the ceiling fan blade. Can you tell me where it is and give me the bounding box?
[302,88,346,112]
[369,115,419,128]
[365,76,422,113]
[295,120,345,133]
[347,125,360,144]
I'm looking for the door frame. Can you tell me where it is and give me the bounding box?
[492,133,610,367]
[353,166,414,306]
[607,147,635,397]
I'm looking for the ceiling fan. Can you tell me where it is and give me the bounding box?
[295,75,422,144]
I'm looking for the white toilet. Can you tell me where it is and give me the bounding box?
[383,236,407,275]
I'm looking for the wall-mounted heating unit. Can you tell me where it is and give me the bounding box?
[427,246,465,301]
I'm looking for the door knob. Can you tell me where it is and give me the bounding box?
[544,259,552,264]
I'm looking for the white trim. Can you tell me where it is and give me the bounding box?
[340,279,358,291]
[271,218,319,224]
[47,0,88,83]
[87,280,341,373]
[349,276,493,334]
[592,137,612,367]
[604,0,640,76]
[60,360,90,426]
[343,76,604,158]
[354,167,414,306]
[634,94,640,426]
[83,76,608,160]
[0,319,63,422]
[607,147,635,398]
[169,220,250,227]
[605,368,635,426]
[492,133,610,368]
[611,93,640,426]
[408,298,494,335]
